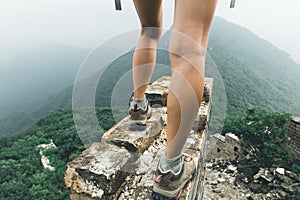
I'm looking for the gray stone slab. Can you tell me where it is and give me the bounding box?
[65,76,214,200]
[102,109,164,154]
[64,142,133,199]
[145,76,171,107]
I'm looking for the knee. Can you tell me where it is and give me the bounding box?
[140,26,162,41]
[168,33,206,62]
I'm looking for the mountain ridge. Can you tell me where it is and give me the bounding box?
[1,16,299,136]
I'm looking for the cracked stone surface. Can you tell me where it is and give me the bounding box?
[102,109,164,154]
[145,76,170,107]
[64,77,213,200]
[64,142,133,198]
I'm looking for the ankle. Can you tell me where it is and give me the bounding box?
[131,96,147,110]
[158,151,182,175]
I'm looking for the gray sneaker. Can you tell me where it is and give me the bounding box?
[152,154,196,200]
[128,98,152,125]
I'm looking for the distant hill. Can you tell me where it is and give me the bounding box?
[0,85,73,136]
[91,16,300,116]
[0,45,89,135]
[0,45,89,106]
[1,16,300,136]
[208,17,300,116]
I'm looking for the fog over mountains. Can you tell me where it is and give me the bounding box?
[0,17,299,136]
[0,45,89,106]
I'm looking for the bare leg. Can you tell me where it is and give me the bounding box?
[132,0,163,99]
[166,0,218,159]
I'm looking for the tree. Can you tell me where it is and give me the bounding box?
[223,108,293,168]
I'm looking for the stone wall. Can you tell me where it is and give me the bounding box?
[205,133,241,162]
[287,116,300,163]
[64,76,213,200]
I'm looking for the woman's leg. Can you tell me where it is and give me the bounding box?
[132,0,163,99]
[166,0,217,158]
[152,0,217,198]
[153,0,217,198]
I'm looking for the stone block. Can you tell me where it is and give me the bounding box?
[145,76,170,107]
[292,116,300,125]
[102,109,164,154]
[64,76,214,200]
[185,130,204,151]
[64,142,132,199]
[206,133,241,161]
[195,102,210,131]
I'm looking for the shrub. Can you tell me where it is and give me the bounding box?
[223,108,293,168]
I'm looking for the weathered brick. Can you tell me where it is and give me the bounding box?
[102,109,164,154]
[64,77,214,200]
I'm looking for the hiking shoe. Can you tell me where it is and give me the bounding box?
[152,154,196,200]
[128,98,152,125]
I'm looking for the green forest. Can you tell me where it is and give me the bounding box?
[0,107,127,199]
[1,107,299,199]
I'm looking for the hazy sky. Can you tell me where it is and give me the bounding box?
[1,0,300,63]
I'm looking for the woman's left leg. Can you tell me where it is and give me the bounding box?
[132,0,163,99]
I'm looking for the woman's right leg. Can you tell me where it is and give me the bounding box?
[167,0,218,159]
[153,0,217,198]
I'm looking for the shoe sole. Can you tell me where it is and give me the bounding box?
[152,191,181,200]
[130,118,147,125]
[128,111,152,131]
[152,190,182,200]
[152,168,196,200]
